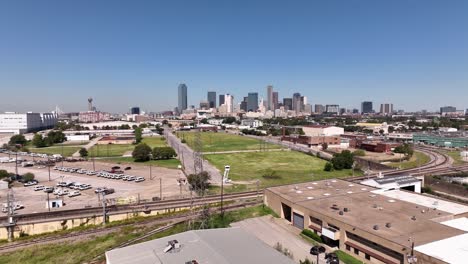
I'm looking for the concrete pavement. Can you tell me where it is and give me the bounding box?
[165,128,222,185]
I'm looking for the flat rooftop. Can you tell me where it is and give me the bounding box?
[267,179,467,247]
[415,233,468,264]
[106,228,296,264]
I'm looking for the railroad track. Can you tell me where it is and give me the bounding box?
[347,146,454,182]
[0,202,261,253]
[0,190,263,224]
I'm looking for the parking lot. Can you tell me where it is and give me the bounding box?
[0,153,189,214]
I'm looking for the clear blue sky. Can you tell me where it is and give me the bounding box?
[1,0,467,113]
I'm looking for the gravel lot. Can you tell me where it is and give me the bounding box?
[0,154,190,214]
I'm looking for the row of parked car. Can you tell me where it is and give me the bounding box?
[54,166,146,183]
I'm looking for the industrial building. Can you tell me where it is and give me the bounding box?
[413,134,468,148]
[105,228,296,264]
[0,112,58,134]
[265,179,468,264]
[302,125,344,137]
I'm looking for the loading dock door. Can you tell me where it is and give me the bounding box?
[293,213,304,229]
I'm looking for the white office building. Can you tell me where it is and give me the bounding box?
[0,112,58,134]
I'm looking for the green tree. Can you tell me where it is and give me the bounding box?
[0,170,9,180]
[152,147,177,160]
[32,134,47,148]
[321,143,328,150]
[134,127,143,144]
[222,117,236,124]
[394,143,414,157]
[23,172,35,182]
[187,171,211,194]
[79,148,89,158]
[47,131,66,144]
[331,150,354,170]
[132,143,152,161]
[324,162,334,171]
[9,134,27,146]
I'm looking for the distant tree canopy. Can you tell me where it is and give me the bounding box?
[32,134,47,148]
[9,134,27,146]
[134,127,143,144]
[187,171,211,194]
[222,117,236,124]
[79,148,89,157]
[152,147,177,160]
[394,143,414,157]
[132,143,152,161]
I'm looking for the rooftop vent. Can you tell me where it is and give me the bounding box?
[361,188,368,191]
[385,223,392,228]
[411,216,417,221]
[307,197,314,200]
[312,182,318,185]
[372,204,378,209]
[294,186,299,190]
[331,204,339,210]
[332,180,337,183]
[339,211,344,215]
[348,184,354,187]
[373,225,379,230]
[344,208,350,212]
[347,191,353,194]
[164,240,181,253]
[421,210,426,214]
[324,193,331,196]
[388,200,396,203]
[307,186,314,190]
[296,191,303,194]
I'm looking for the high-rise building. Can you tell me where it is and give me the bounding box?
[267,85,274,111]
[440,106,456,114]
[240,97,248,112]
[315,104,324,114]
[292,93,302,113]
[361,101,373,114]
[283,98,293,111]
[178,84,188,113]
[272,92,279,110]
[326,104,340,114]
[207,91,216,108]
[247,93,259,112]
[380,103,394,115]
[130,107,140,115]
[219,94,225,107]
[225,94,234,113]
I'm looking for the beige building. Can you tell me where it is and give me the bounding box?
[302,125,344,137]
[264,179,468,264]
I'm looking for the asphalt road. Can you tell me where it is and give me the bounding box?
[165,128,222,184]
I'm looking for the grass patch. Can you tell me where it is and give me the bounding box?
[301,229,323,243]
[89,137,168,157]
[176,131,280,152]
[334,250,365,264]
[100,157,181,169]
[387,151,431,169]
[29,146,82,157]
[205,151,359,188]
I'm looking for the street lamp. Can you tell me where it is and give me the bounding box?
[310,246,326,264]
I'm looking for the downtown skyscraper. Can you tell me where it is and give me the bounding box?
[178,84,188,113]
[207,91,216,108]
[267,85,274,111]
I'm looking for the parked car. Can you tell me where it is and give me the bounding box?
[124,167,131,170]
[44,187,54,193]
[34,185,45,191]
[135,177,145,182]
[68,191,81,197]
[24,181,38,187]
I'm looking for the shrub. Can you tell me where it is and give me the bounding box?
[23,172,35,182]
[262,169,281,179]
[324,162,334,172]
[301,229,323,243]
[132,143,152,162]
[152,147,177,160]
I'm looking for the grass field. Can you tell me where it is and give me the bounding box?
[205,151,358,188]
[29,146,82,157]
[101,157,181,169]
[0,205,275,264]
[387,151,431,169]
[176,131,280,152]
[89,137,168,157]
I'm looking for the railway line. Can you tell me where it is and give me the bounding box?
[0,201,261,254]
[0,190,262,224]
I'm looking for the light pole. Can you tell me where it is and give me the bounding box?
[310,246,326,264]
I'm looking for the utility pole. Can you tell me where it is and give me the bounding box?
[15,152,18,176]
[149,165,153,180]
[61,144,64,166]
[48,158,51,182]
[92,156,95,171]
[159,178,163,200]
[5,190,16,242]
[101,192,107,225]
[220,173,224,217]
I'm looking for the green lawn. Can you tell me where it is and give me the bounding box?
[89,137,168,157]
[176,131,280,152]
[29,146,82,157]
[387,151,431,169]
[100,157,181,169]
[205,151,358,188]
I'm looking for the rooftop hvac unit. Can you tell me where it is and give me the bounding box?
[344,208,349,212]
[386,223,392,228]
[164,240,181,253]
[339,211,344,215]
[373,225,379,230]
[411,216,417,221]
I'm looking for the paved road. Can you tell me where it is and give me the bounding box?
[232,215,327,263]
[72,136,102,157]
[165,128,222,184]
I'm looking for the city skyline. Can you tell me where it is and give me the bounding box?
[1,1,468,113]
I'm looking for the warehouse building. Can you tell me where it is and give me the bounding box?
[413,134,468,148]
[105,228,296,264]
[265,179,468,264]
[0,112,57,134]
